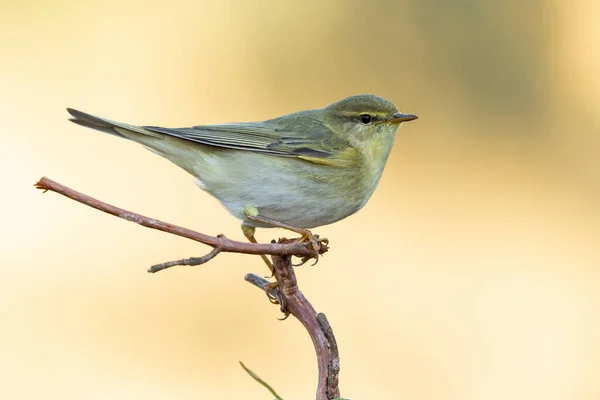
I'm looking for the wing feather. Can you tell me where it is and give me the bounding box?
[143,122,341,158]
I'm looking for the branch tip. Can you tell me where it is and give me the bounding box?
[34,177,49,193]
[148,247,221,273]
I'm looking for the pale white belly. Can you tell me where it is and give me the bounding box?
[191,149,374,229]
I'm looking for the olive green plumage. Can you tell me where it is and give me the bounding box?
[67,94,417,229]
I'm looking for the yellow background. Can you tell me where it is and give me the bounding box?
[1,1,599,398]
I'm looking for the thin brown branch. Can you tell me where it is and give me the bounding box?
[35,176,341,399]
[34,177,328,260]
[149,248,221,273]
[246,250,341,400]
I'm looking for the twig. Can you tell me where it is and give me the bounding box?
[149,248,221,273]
[35,176,341,399]
[34,177,328,265]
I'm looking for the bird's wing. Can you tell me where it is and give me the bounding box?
[143,122,338,158]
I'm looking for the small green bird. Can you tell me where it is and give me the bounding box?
[68,94,417,263]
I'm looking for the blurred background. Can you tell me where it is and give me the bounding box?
[1,0,599,398]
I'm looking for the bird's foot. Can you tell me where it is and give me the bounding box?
[293,232,329,266]
[264,281,280,304]
[242,208,328,266]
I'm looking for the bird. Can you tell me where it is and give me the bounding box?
[67,94,417,267]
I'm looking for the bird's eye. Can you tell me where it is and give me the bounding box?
[359,114,372,124]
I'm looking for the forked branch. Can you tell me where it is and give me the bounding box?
[35,176,341,400]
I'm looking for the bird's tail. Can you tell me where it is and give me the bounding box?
[67,108,164,141]
[67,108,199,175]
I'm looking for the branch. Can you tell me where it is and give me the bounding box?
[34,177,328,269]
[35,176,341,399]
[317,313,340,399]
[149,248,221,273]
[246,252,341,400]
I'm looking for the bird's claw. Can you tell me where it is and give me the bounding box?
[293,256,312,267]
[264,281,283,305]
[263,282,290,319]
[294,233,328,266]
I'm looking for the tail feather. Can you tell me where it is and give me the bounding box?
[67,107,199,175]
[69,115,122,137]
[66,108,162,139]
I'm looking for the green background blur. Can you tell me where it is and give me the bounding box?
[2,1,599,399]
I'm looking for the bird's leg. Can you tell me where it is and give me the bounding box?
[241,224,280,303]
[241,224,274,274]
[242,205,325,264]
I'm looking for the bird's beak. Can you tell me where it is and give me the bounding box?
[389,112,418,124]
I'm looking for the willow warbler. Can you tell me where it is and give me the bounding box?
[67,94,417,261]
